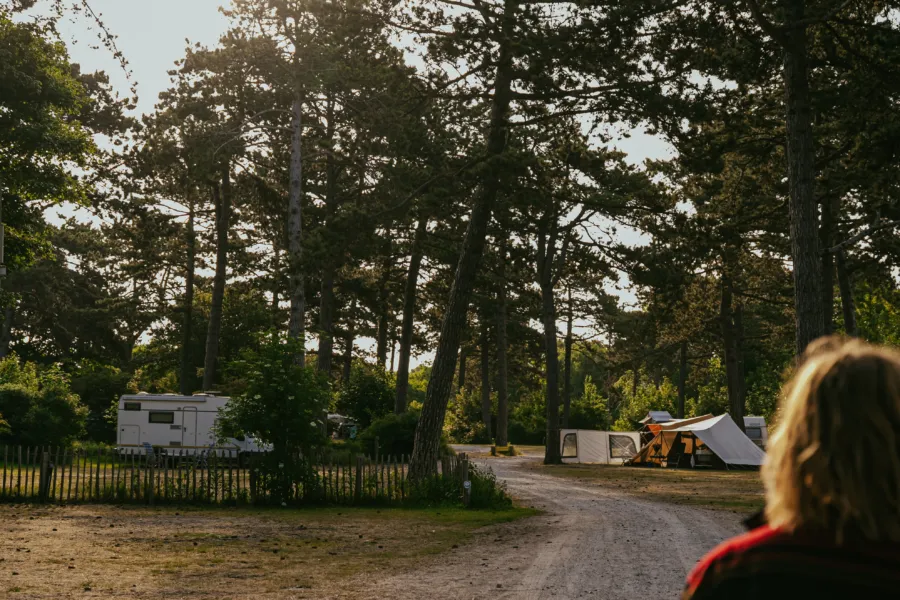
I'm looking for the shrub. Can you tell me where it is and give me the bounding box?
[335,365,394,428]
[359,411,452,458]
[0,357,88,446]
[568,376,612,431]
[69,361,130,443]
[612,369,678,431]
[406,463,512,509]
[219,334,330,455]
[444,388,492,443]
[468,465,512,509]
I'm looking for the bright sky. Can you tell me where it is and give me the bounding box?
[42,1,675,367]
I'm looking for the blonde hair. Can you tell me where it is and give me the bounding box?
[763,336,900,543]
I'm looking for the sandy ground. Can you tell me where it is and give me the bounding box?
[364,453,744,600]
[1,451,748,600]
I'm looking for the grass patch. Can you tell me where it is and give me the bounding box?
[533,463,764,513]
[0,503,536,598]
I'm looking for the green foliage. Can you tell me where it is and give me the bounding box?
[567,376,612,431]
[335,364,395,428]
[0,355,87,445]
[359,410,452,458]
[444,387,490,443]
[407,464,511,509]
[69,361,130,442]
[508,388,546,445]
[217,335,330,455]
[687,357,729,418]
[612,370,678,431]
[406,365,430,407]
[359,411,417,457]
[467,465,513,509]
[854,283,900,347]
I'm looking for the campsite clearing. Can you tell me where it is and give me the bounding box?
[0,504,533,599]
[531,462,764,513]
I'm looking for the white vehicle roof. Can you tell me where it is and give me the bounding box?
[120,393,230,403]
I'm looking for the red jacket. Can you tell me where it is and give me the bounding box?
[683,525,900,599]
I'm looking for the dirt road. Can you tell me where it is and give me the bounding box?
[364,454,743,600]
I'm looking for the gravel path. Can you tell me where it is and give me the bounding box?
[362,454,743,600]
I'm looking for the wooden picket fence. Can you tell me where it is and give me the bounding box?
[0,446,472,507]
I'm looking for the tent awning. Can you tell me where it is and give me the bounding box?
[630,414,765,467]
[668,415,765,466]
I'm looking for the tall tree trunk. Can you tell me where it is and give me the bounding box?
[318,264,336,375]
[317,99,338,377]
[720,278,746,431]
[783,2,825,354]
[390,336,396,372]
[0,303,14,358]
[540,272,562,464]
[395,218,427,414]
[457,347,467,392]
[287,96,306,366]
[677,341,687,419]
[342,298,356,386]
[179,198,196,395]
[375,255,391,368]
[203,170,231,391]
[408,0,516,481]
[495,234,509,447]
[271,245,281,327]
[562,289,573,429]
[836,249,858,336]
[820,196,838,334]
[480,318,492,439]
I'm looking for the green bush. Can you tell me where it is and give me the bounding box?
[358,411,452,458]
[69,361,131,443]
[468,465,512,509]
[509,389,546,444]
[406,464,512,509]
[219,334,330,455]
[567,375,612,430]
[0,356,88,446]
[444,388,491,443]
[335,365,395,428]
[612,369,678,431]
[508,419,544,445]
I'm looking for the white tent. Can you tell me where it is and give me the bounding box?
[560,429,641,464]
[669,415,766,466]
[630,414,765,468]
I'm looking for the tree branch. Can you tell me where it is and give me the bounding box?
[743,0,788,46]
[825,219,900,254]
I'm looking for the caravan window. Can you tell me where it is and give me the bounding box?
[609,435,637,459]
[562,433,578,458]
[148,411,175,424]
[745,427,762,440]
[123,402,141,411]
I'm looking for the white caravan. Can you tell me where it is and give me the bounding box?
[742,416,769,450]
[559,429,641,464]
[116,393,268,455]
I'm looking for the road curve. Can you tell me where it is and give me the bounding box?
[360,454,744,600]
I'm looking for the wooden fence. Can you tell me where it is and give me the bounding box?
[0,446,472,507]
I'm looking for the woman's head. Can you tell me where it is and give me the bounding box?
[763,336,900,543]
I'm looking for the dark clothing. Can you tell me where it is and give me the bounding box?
[683,525,900,599]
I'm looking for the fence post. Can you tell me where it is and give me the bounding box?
[461,456,470,507]
[148,457,155,506]
[354,455,363,504]
[374,437,379,466]
[39,451,51,502]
